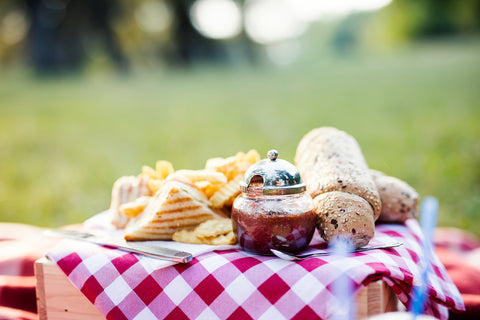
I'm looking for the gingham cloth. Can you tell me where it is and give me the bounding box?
[46,218,464,320]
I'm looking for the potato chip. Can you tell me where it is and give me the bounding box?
[223,192,237,207]
[119,196,152,218]
[223,161,251,181]
[174,169,227,185]
[147,179,164,194]
[209,174,243,208]
[202,231,236,245]
[194,180,210,189]
[205,156,237,173]
[172,229,203,244]
[194,218,232,240]
[244,149,261,164]
[194,180,221,198]
[156,160,174,179]
[142,165,162,180]
[205,149,259,182]
[172,218,237,246]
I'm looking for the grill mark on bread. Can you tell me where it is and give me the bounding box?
[149,204,204,215]
[150,214,214,224]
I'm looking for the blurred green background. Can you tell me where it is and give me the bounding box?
[1,0,479,236]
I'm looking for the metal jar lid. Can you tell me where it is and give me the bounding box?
[240,150,306,195]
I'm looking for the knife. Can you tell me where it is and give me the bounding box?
[44,229,193,263]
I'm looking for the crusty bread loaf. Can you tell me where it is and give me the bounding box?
[295,127,381,248]
[314,191,375,248]
[124,180,225,241]
[295,127,381,219]
[370,170,419,223]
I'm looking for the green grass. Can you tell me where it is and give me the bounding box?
[1,39,479,237]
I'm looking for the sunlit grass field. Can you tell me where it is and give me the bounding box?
[1,39,479,237]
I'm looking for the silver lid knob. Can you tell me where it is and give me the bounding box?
[267,150,278,161]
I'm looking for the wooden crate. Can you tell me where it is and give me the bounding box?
[35,257,398,320]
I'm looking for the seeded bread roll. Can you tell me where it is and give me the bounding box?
[370,170,419,223]
[295,127,382,219]
[295,127,381,248]
[314,191,375,248]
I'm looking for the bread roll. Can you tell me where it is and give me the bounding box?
[314,192,375,247]
[295,127,381,248]
[370,170,419,223]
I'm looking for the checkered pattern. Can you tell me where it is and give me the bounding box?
[46,219,464,320]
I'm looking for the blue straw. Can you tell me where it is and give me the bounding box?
[410,196,439,319]
[331,237,355,320]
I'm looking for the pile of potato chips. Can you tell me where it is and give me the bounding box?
[128,150,260,245]
[141,149,259,211]
[172,218,235,245]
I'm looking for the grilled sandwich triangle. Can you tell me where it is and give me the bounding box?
[124,180,224,241]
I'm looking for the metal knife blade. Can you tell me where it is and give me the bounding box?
[44,229,193,263]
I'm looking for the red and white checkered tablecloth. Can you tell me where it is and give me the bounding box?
[46,218,464,320]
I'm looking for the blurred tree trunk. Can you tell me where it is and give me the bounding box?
[25,0,128,74]
[166,0,227,66]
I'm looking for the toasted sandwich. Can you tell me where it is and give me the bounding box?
[110,174,151,229]
[124,180,224,241]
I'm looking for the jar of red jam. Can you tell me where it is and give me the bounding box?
[232,150,316,255]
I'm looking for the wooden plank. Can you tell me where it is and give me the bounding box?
[357,281,369,319]
[35,258,105,320]
[36,258,398,319]
[381,280,400,313]
[362,280,399,318]
[34,258,48,320]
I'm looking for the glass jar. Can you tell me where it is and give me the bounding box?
[232,150,315,255]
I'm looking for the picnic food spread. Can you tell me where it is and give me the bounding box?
[41,126,466,320]
[106,126,419,251]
